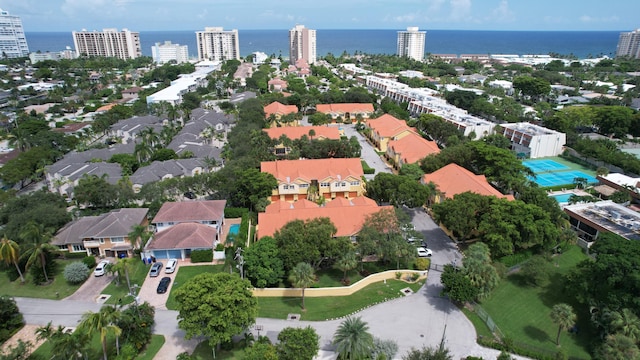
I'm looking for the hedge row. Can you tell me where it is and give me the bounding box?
[190,249,213,263]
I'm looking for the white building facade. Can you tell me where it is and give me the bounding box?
[195,27,240,61]
[616,29,640,59]
[0,8,29,58]
[72,28,141,59]
[151,41,189,64]
[397,27,425,61]
[289,25,316,65]
[498,123,566,158]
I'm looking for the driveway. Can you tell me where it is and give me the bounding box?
[136,260,178,310]
[341,124,393,180]
[64,272,114,302]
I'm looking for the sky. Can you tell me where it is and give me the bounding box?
[2,0,639,33]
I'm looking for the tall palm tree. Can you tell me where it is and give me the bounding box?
[19,222,57,284]
[36,322,89,359]
[0,236,25,283]
[112,258,136,296]
[332,316,374,360]
[597,334,640,360]
[288,262,315,310]
[550,303,577,345]
[79,306,122,360]
[334,251,358,283]
[608,308,640,342]
[134,142,153,163]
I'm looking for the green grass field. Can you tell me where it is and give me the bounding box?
[136,335,165,360]
[165,264,225,310]
[102,259,152,305]
[0,258,83,299]
[29,333,164,360]
[479,246,592,359]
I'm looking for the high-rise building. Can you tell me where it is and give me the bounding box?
[0,8,29,58]
[195,27,240,61]
[289,25,316,65]
[151,41,189,64]
[72,28,141,60]
[397,27,426,61]
[616,29,640,59]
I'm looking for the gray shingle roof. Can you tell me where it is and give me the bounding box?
[81,208,149,239]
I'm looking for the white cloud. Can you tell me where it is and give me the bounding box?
[579,15,619,23]
[491,0,515,22]
[427,0,446,13]
[449,0,472,21]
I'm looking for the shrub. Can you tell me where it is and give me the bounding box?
[410,273,420,281]
[214,243,225,251]
[414,258,430,271]
[0,296,24,343]
[519,255,552,287]
[190,249,213,263]
[63,262,90,284]
[363,168,376,175]
[395,272,402,279]
[82,256,96,269]
[224,207,249,218]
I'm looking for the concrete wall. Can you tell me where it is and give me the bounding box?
[252,269,427,297]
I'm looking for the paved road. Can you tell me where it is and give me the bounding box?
[64,272,113,302]
[341,123,393,180]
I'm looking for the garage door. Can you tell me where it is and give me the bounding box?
[153,250,169,260]
[168,250,181,259]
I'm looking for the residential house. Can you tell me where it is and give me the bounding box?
[129,159,205,193]
[365,113,417,152]
[108,115,163,143]
[386,132,440,169]
[144,200,226,259]
[261,158,365,202]
[122,86,142,100]
[268,78,288,92]
[263,125,341,156]
[316,103,375,123]
[257,197,393,240]
[264,101,299,125]
[421,163,514,204]
[52,208,150,258]
[564,201,640,248]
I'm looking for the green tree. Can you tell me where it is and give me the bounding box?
[276,326,320,360]
[519,255,552,287]
[174,273,257,358]
[233,168,277,211]
[462,242,500,301]
[596,334,640,360]
[608,309,640,342]
[513,75,551,101]
[332,316,374,360]
[288,262,316,310]
[19,221,57,284]
[35,322,89,359]
[116,301,155,352]
[334,251,358,283]
[111,258,136,295]
[550,303,576,346]
[243,341,278,360]
[74,174,118,209]
[0,296,24,343]
[440,264,478,303]
[244,236,285,288]
[78,306,122,360]
[403,340,452,360]
[0,236,25,283]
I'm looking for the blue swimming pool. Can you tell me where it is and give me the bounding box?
[551,193,573,203]
[229,224,240,235]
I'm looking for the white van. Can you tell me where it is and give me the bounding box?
[165,259,178,274]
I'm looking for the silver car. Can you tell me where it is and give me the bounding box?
[149,262,163,277]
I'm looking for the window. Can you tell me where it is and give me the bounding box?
[99,238,105,244]
[320,182,330,187]
[282,184,295,190]
[111,237,124,243]
[72,244,86,252]
[299,184,309,188]
[340,182,346,187]
[167,221,175,226]
[57,245,68,251]
[350,181,360,186]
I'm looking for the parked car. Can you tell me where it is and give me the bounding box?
[149,262,163,277]
[156,277,171,294]
[165,259,177,274]
[94,260,110,277]
[416,247,433,258]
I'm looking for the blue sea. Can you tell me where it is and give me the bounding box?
[25,29,620,60]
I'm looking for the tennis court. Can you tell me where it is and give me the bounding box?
[522,159,569,173]
[529,171,597,188]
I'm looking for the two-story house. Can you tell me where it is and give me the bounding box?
[144,200,226,260]
[264,101,299,125]
[316,103,374,123]
[365,114,417,152]
[386,132,440,170]
[260,158,365,203]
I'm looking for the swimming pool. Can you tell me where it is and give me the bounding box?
[551,193,573,203]
[229,224,240,235]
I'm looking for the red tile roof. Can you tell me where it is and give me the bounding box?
[152,200,226,224]
[366,114,415,137]
[316,103,374,114]
[261,158,363,183]
[264,101,298,118]
[146,222,216,250]
[388,132,440,165]
[258,198,392,238]
[421,163,514,200]
[263,126,341,140]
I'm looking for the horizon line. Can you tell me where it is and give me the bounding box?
[24,28,627,33]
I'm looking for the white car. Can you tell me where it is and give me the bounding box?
[165,259,178,274]
[416,247,433,258]
[94,260,110,276]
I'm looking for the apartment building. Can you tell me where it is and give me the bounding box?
[196,27,240,61]
[397,27,426,61]
[616,29,640,59]
[73,28,141,59]
[497,123,566,159]
[151,41,189,64]
[0,8,29,58]
[289,25,316,65]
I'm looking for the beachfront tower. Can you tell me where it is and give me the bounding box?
[73,28,141,60]
[195,27,240,61]
[397,27,426,61]
[289,25,316,65]
[616,29,640,59]
[0,8,29,58]
[152,41,189,64]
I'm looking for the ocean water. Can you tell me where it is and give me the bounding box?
[25,29,620,60]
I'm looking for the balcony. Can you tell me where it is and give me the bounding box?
[83,240,101,248]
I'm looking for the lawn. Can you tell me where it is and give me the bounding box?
[0,258,83,299]
[478,246,592,359]
[136,335,165,360]
[190,340,247,359]
[256,279,425,321]
[29,333,164,360]
[165,264,225,310]
[102,259,152,305]
[314,261,400,288]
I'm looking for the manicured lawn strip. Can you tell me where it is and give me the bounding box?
[191,341,246,359]
[136,334,165,360]
[257,279,424,321]
[461,307,493,339]
[315,262,400,288]
[479,246,591,359]
[103,259,151,305]
[165,265,225,310]
[0,259,83,299]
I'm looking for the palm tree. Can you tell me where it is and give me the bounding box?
[19,222,57,284]
[332,316,374,360]
[0,236,25,283]
[550,303,576,345]
[334,251,358,283]
[112,258,136,296]
[79,306,122,360]
[308,129,316,141]
[288,262,315,310]
[608,308,640,342]
[134,142,153,163]
[36,322,89,359]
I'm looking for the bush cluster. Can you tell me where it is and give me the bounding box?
[63,262,90,284]
[81,256,96,269]
[190,249,213,263]
[224,207,249,218]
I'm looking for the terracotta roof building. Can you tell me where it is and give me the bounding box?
[365,113,417,151]
[421,163,514,203]
[257,197,392,239]
[264,101,298,120]
[316,103,374,123]
[261,158,365,202]
[386,132,440,169]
